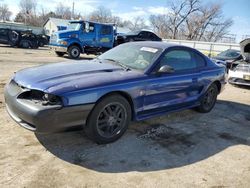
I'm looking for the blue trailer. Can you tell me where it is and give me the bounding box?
[49,20,116,59]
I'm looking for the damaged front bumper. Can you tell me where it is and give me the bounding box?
[4,80,94,133]
[228,77,250,86]
[228,69,250,86]
[49,45,67,53]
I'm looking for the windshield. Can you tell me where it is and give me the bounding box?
[217,50,240,58]
[67,23,81,31]
[98,43,162,71]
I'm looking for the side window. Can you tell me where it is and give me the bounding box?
[160,49,196,71]
[89,23,95,32]
[138,31,148,38]
[151,33,158,40]
[85,22,95,33]
[0,29,7,36]
[229,51,240,57]
[194,53,206,68]
[100,26,112,35]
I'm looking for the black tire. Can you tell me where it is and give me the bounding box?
[8,30,19,46]
[68,45,81,59]
[196,83,218,113]
[85,95,131,144]
[31,41,39,49]
[38,41,44,47]
[55,51,65,57]
[19,40,31,48]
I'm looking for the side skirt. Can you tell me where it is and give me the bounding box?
[135,102,200,121]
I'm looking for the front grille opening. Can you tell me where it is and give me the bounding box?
[18,90,44,100]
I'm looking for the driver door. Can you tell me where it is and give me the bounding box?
[143,48,202,114]
[80,22,97,47]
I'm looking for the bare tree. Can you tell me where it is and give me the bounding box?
[149,14,169,38]
[89,6,113,23]
[149,0,233,42]
[185,3,233,42]
[89,6,128,27]
[19,0,37,15]
[15,0,39,26]
[204,19,233,42]
[0,4,12,21]
[55,3,71,19]
[122,16,147,31]
[168,0,200,39]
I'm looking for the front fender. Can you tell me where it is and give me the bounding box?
[59,38,83,51]
[60,82,145,117]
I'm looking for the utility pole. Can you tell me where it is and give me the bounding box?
[71,1,75,20]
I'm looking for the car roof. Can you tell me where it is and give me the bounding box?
[125,41,184,50]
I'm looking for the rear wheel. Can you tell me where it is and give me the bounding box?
[8,30,19,46]
[55,51,65,57]
[197,83,218,113]
[38,41,44,47]
[68,45,81,59]
[19,40,31,48]
[85,95,131,144]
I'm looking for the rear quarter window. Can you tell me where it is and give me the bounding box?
[194,53,206,68]
[0,29,7,36]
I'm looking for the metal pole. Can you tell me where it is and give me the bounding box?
[71,1,75,20]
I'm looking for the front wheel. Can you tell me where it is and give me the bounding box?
[68,45,81,59]
[196,83,218,113]
[19,40,31,48]
[85,95,131,144]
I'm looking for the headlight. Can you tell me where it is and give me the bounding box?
[18,90,62,106]
[59,41,68,45]
[43,93,61,105]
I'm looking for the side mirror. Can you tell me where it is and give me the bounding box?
[157,65,174,74]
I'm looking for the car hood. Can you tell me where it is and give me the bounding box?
[240,38,250,62]
[214,56,236,61]
[13,60,143,95]
[56,30,79,39]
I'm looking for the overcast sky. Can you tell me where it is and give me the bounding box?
[2,0,250,41]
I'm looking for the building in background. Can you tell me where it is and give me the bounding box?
[43,18,71,36]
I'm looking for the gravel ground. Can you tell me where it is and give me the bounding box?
[0,45,250,188]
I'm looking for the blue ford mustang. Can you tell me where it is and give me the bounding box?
[4,42,226,143]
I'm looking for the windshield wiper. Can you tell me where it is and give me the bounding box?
[103,58,131,71]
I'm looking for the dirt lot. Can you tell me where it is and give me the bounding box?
[0,45,250,188]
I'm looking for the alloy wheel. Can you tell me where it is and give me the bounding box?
[96,102,126,138]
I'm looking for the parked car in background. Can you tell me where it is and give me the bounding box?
[0,28,20,46]
[213,49,242,70]
[0,28,48,49]
[49,20,116,59]
[4,42,226,144]
[0,22,49,48]
[228,38,250,86]
[116,30,162,45]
